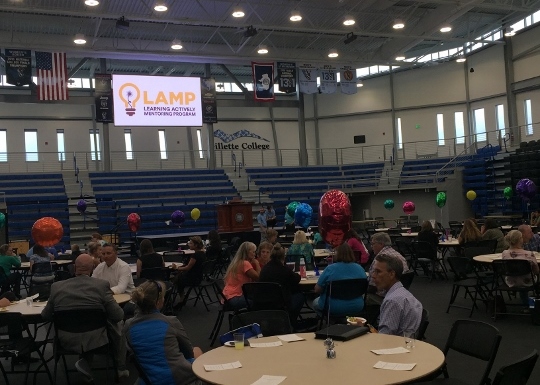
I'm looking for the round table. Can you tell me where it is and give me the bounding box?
[473,252,540,264]
[192,332,444,385]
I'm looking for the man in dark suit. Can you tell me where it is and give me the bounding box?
[42,254,129,382]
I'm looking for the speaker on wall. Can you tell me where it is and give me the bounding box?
[354,135,366,144]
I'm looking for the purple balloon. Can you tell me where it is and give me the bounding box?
[77,199,87,213]
[516,178,537,202]
[171,210,185,226]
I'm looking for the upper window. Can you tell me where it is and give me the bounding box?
[473,108,486,142]
[525,99,533,136]
[495,105,505,137]
[90,129,101,161]
[196,129,204,159]
[24,130,38,162]
[0,130,6,162]
[396,118,403,150]
[158,130,167,160]
[437,114,445,146]
[455,112,465,144]
[57,129,65,162]
[124,129,133,160]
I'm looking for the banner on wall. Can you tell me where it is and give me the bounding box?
[298,64,318,94]
[94,74,114,123]
[201,77,218,123]
[5,49,32,86]
[319,65,337,94]
[277,62,296,93]
[340,66,357,95]
[251,62,275,101]
[112,74,202,126]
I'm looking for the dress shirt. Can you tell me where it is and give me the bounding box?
[368,246,409,295]
[92,258,135,294]
[523,233,540,252]
[378,281,422,336]
[257,213,267,229]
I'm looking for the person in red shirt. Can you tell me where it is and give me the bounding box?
[346,229,370,267]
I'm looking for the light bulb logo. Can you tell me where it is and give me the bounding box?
[118,83,140,116]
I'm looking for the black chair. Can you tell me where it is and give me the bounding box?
[416,308,429,341]
[52,308,119,384]
[0,312,53,385]
[491,349,538,385]
[184,259,217,311]
[208,279,241,347]
[477,239,498,253]
[140,267,171,281]
[161,251,184,263]
[446,257,489,317]
[395,239,415,271]
[317,278,368,328]
[242,282,288,311]
[400,271,415,290]
[230,310,293,337]
[29,262,56,293]
[412,240,447,281]
[127,340,155,385]
[449,221,463,238]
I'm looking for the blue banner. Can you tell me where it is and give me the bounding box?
[252,62,275,102]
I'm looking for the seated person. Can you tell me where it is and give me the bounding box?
[458,218,482,245]
[256,241,273,269]
[369,253,423,336]
[222,242,260,310]
[0,244,22,298]
[124,281,204,385]
[417,221,439,248]
[518,224,540,252]
[345,229,370,266]
[287,231,314,264]
[70,244,82,260]
[265,229,278,244]
[205,230,222,261]
[481,218,508,253]
[87,241,103,268]
[312,242,367,315]
[172,236,206,308]
[29,244,55,284]
[137,239,165,278]
[92,243,135,294]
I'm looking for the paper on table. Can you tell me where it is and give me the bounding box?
[203,361,242,371]
[251,375,287,385]
[277,334,305,342]
[371,347,411,355]
[249,341,283,348]
[373,361,416,371]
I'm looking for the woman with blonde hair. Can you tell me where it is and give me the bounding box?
[458,218,482,245]
[222,242,260,310]
[124,280,205,385]
[87,241,102,268]
[286,230,314,264]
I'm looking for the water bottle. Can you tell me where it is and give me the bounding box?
[314,263,320,277]
[299,258,307,279]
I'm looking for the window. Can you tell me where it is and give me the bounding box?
[90,129,101,161]
[396,118,403,150]
[495,104,506,137]
[437,113,445,146]
[158,130,167,160]
[0,130,6,162]
[196,129,204,159]
[473,108,486,142]
[525,99,533,135]
[57,129,65,161]
[455,112,465,144]
[124,129,133,160]
[24,130,38,162]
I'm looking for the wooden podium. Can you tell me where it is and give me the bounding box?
[217,200,254,232]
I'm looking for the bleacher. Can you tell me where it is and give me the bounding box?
[508,140,540,212]
[399,157,454,185]
[90,169,237,241]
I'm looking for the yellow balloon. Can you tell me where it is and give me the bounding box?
[191,208,201,221]
[466,190,477,201]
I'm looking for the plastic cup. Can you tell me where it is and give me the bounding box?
[404,330,415,350]
[234,333,245,350]
[286,262,295,271]
[26,298,32,307]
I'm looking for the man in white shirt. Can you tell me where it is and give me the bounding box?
[92,244,135,294]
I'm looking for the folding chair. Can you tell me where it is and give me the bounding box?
[446,257,489,317]
[491,349,538,385]
[242,282,288,311]
[231,310,293,337]
[317,278,368,328]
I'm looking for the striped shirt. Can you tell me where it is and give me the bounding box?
[378,281,422,336]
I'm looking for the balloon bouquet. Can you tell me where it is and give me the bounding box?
[319,190,351,248]
[516,179,537,215]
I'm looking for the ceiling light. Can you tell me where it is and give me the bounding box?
[328,48,338,58]
[456,56,466,63]
[393,19,405,29]
[440,25,452,33]
[357,80,363,88]
[343,16,355,26]
[504,27,516,37]
[257,45,268,54]
[290,11,302,22]
[73,33,87,45]
[395,54,406,61]
[232,7,245,18]
[171,40,183,50]
[84,0,99,6]
[154,3,168,12]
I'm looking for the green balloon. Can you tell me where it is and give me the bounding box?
[384,199,394,210]
[286,201,300,218]
[503,186,513,200]
[0,212,5,228]
[436,192,447,208]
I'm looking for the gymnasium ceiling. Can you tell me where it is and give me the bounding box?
[0,0,539,82]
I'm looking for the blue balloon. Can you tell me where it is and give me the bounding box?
[294,203,313,228]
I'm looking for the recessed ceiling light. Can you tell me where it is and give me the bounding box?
[154,3,168,12]
[85,0,99,6]
[504,27,516,36]
[456,56,466,63]
[328,48,338,58]
[257,45,268,54]
[232,7,245,18]
[440,25,452,33]
[343,16,355,26]
[290,11,302,22]
[395,54,406,61]
[171,40,183,50]
[74,33,87,45]
[393,19,405,29]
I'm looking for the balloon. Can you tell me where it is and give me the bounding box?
[319,190,351,248]
[286,201,300,218]
[127,213,141,232]
[402,201,415,215]
[436,192,447,208]
[383,199,394,210]
[503,186,513,200]
[284,212,294,225]
[0,212,5,228]
[191,208,201,221]
[31,217,63,247]
[294,203,313,228]
[516,179,537,202]
[466,190,477,201]
[77,199,87,213]
[171,210,185,226]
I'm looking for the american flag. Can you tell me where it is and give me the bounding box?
[35,51,68,101]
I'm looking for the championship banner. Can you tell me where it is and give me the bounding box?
[94,74,113,123]
[320,65,337,94]
[5,49,32,86]
[252,62,275,101]
[340,66,357,95]
[298,64,318,94]
[201,77,218,123]
[277,62,296,93]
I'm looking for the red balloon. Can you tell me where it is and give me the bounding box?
[319,190,352,248]
[127,213,141,232]
[402,201,416,215]
[31,217,63,247]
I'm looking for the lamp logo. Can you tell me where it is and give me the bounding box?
[118,83,140,116]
